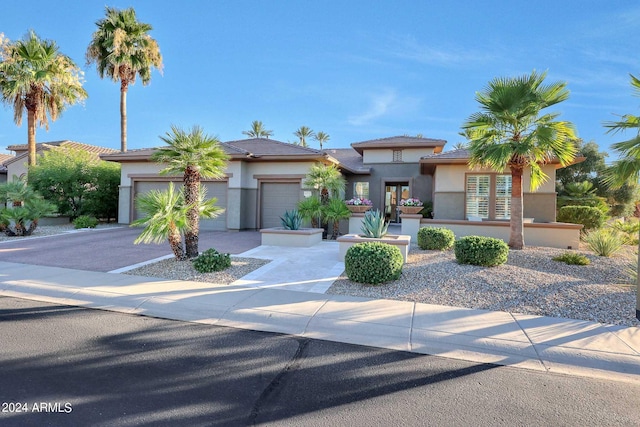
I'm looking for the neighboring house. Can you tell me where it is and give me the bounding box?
[0,154,15,184]
[103,136,581,232]
[4,140,118,180]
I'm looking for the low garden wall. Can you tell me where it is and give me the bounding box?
[260,228,324,247]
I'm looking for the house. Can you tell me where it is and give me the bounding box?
[103,136,582,245]
[4,140,118,180]
[0,154,15,184]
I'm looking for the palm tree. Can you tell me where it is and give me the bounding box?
[242,120,273,138]
[314,131,330,150]
[462,71,577,249]
[603,73,640,321]
[303,163,346,204]
[132,182,190,260]
[152,125,229,258]
[294,126,315,147]
[297,196,323,228]
[324,197,351,239]
[0,31,87,166]
[87,6,163,152]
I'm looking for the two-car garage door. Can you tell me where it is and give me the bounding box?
[133,180,228,231]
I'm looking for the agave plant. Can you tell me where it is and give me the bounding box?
[360,209,389,238]
[280,209,303,230]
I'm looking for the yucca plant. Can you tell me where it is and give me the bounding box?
[280,209,303,230]
[360,209,389,238]
[583,228,624,257]
[625,253,638,285]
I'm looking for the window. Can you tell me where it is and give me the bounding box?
[465,174,512,220]
[354,182,369,199]
[392,149,403,162]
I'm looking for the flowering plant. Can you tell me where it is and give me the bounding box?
[400,197,423,207]
[345,197,373,206]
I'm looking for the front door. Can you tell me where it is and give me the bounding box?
[385,183,409,223]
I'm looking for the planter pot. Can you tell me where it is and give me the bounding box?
[399,206,423,214]
[337,233,411,263]
[347,205,371,213]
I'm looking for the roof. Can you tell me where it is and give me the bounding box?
[351,136,446,155]
[4,141,118,166]
[0,154,13,174]
[324,148,370,175]
[101,138,330,162]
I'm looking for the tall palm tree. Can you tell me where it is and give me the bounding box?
[242,120,273,138]
[294,126,315,147]
[603,73,640,321]
[86,6,163,152]
[462,71,577,249]
[314,131,330,150]
[152,125,229,258]
[0,31,87,166]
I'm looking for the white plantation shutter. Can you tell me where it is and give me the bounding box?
[495,175,511,219]
[466,175,490,218]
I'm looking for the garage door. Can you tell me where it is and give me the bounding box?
[260,182,301,228]
[133,180,227,230]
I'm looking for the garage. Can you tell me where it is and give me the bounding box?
[260,182,301,228]
[133,179,228,230]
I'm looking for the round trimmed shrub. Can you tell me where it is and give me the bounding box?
[557,205,606,231]
[73,215,99,229]
[345,242,403,284]
[192,248,231,273]
[454,236,509,267]
[417,227,455,250]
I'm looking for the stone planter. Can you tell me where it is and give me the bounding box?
[346,205,371,213]
[337,233,411,263]
[399,206,423,214]
[260,227,324,247]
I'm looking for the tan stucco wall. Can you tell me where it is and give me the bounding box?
[363,148,435,164]
[6,159,28,181]
[434,164,557,193]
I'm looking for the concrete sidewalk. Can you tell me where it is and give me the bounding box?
[0,243,639,385]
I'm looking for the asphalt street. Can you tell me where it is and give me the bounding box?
[1,296,639,427]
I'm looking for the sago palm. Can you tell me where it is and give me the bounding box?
[152,125,229,258]
[0,31,87,166]
[462,71,577,249]
[242,120,273,139]
[86,6,163,152]
[603,73,640,320]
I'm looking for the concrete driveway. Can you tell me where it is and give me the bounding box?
[0,227,261,272]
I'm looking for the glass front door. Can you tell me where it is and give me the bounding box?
[385,183,409,223]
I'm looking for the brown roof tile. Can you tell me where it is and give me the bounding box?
[351,136,446,155]
[324,148,370,174]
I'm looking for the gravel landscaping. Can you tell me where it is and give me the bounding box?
[328,245,639,327]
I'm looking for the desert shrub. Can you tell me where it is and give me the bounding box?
[610,218,640,245]
[345,242,403,284]
[360,209,389,238]
[583,228,624,257]
[552,252,590,265]
[280,209,303,230]
[557,205,606,231]
[454,236,509,267]
[192,248,231,273]
[625,254,638,285]
[73,215,99,229]
[417,227,454,250]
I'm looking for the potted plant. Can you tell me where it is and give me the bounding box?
[399,197,423,214]
[345,197,373,213]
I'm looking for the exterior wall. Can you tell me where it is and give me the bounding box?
[6,159,28,181]
[433,164,556,193]
[433,192,465,220]
[362,148,436,164]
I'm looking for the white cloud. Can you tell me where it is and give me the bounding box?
[347,89,421,126]
[385,35,496,67]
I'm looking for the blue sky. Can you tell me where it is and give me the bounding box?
[1,1,639,159]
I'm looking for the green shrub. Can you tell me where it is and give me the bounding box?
[345,242,403,284]
[454,236,509,267]
[360,209,389,238]
[610,219,640,245]
[417,227,455,250]
[73,215,99,229]
[557,205,606,231]
[280,209,303,230]
[552,252,590,265]
[583,228,624,257]
[192,248,231,273]
[625,254,638,285]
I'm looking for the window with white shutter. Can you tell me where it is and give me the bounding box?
[495,175,511,219]
[466,175,490,218]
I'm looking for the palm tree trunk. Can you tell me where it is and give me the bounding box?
[168,225,186,261]
[184,168,200,258]
[509,168,524,249]
[636,228,639,320]
[120,81,128,152]
[27,108,37,166]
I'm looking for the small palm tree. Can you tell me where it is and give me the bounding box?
[324,197,351,239]
[462,71,577,249]
[0,179,55,236]
[603,73,640,320]
[152,125,229,258]
[0,31,87,166]
[314,131,330,150]
[297,196,323,228]
[303,163,346,204]
[294,126,315,147]
[242,120,273,139]
[87,6,163,152]
[132,183,190,260]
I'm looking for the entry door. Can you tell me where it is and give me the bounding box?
[385,183,409,223]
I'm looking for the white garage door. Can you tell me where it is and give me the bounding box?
[133,180,227,230]
[260,182,301,228]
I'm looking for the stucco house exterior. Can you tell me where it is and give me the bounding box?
[0,154,15,184]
